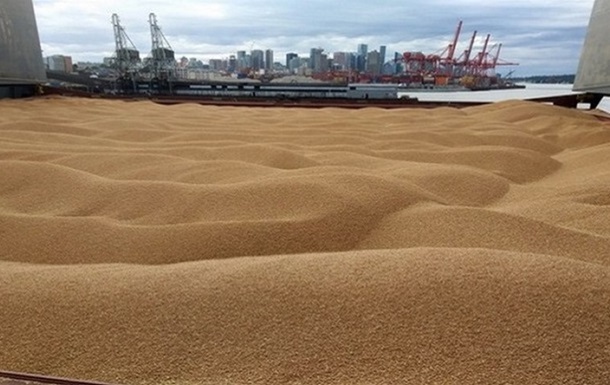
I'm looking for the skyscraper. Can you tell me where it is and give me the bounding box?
[394,52,404,74]
[236,50,247,71]
[357,44,368,57]
[286,53,298,68]
[357,44,368,72]
[288,56,302,73]
[228,55,237,72]
[332,52,350,70]
[265,49,274,71]
[251,50,264,71]
[379,45,387,66]
[366,50,382,75]
[309,48,325,72]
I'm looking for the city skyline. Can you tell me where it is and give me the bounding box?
[33,0,596,76]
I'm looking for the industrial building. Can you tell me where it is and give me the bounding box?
[574,0,610,95]
[0,0,46,97]
[46,55,73,73]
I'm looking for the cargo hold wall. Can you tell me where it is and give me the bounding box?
[574,0,610,94]
[0,0,46,83]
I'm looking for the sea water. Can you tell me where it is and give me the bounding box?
[398,83,578,103]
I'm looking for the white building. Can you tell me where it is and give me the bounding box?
[46,55,73,73]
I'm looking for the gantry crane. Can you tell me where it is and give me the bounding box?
[439,20,463,76]
[111,13,140,91]
[398,20,464,79]
[397,21,518,88]
[454,30,477,77]
[148,13,176,89]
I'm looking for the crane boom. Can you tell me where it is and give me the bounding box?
[492,43,503,67]
[148,13,176,84]
[463,30,477,65]
[447,20,463,61]
[477,34,491,67]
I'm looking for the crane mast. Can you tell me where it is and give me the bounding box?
[111,14,140,74]
[148,13,176,83]
[477,34,491,68]
[112,14,123,54]
[111,14,140,92]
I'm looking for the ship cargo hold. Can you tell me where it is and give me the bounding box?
[0,0,46,98]
[573,0,610,95]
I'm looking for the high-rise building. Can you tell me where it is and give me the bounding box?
[382,62,396,75]
[288,56,303,73]
[264,49,274,71]
[208,59,224,71]
[245,54,252,69]
[251,49,264,71]
[286,53,298,68]
[188,58,204,68]
[0,0,46,84]
[309,48,328,73]
[366,50,382,75]
[356,56,366,72]
[357,44,368,57]
[309,48,319,70]
[394,52,403,74]
[333,52,350,70]
[379,45,387,66]
[349,53,358,72]
[236,50,247,71]
[356,44,368,72]
[228,55,237,73]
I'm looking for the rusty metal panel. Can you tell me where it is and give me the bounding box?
[574,0,610,94]
[0,0,46,82]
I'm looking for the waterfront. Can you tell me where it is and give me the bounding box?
[401,83,579,103]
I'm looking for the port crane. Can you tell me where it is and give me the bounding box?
[148,12,176,89]
[111,13,140,91]
[454,29,478,76]
[437,20,463,76]
[397,21,465,82]
[397,21,518,88]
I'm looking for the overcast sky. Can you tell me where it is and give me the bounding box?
[32,0,595,76]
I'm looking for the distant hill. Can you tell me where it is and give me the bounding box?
[510,74,575,84]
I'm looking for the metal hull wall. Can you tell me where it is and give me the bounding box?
[574,0,610,94]
[0,0,46,83]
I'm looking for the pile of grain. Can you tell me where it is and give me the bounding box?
[0,98,609,385]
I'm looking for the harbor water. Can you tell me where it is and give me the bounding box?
[399,83,578,103]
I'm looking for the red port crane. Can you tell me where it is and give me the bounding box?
[396,21,517,87]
